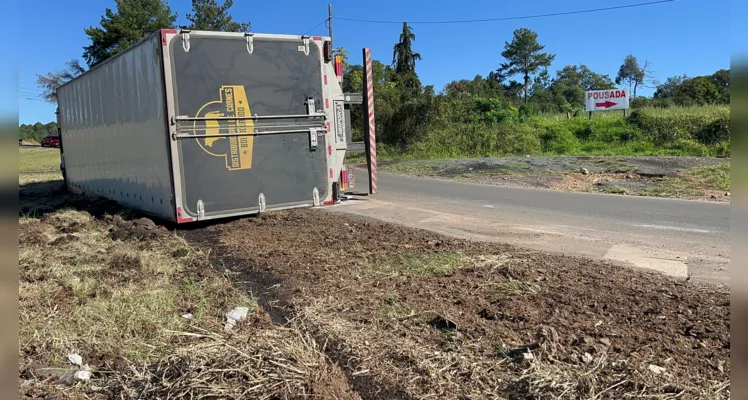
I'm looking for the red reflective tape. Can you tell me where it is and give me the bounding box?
[324,75,328,85]
[323,199,334,205]
[313,36,323,41]
[325,98,329,108]
[329,168,333,178]
[161,29,177,46]
[328,145,332,156]
[176,207,194,223]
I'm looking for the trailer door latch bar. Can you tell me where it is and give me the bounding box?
[173,114,324,123]
[172,127,327,140]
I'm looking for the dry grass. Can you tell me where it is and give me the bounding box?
[18,149,359,399]
[19,209,358,399]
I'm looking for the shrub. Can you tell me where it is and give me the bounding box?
[630,97,651,109]
[495,124,541,155]
[715,141,730,158]
[695,114,730,145]
[538,125,581,155]
[664,139,711,157]
[519,103,539,121]
[627,106,729,146]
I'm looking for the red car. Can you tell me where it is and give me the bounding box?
[40,135,61,148]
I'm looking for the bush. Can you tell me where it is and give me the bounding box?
[495,124,541,155]
[519,103,539,121]
[627,106,729,146]
[630,97,651,109]
[715,141,730,158]
[695,114,730,145]
[663,139,711,157]
[538,125,581,155]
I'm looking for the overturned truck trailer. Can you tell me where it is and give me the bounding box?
[56,29,377,224]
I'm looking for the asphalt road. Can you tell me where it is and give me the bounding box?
[328,170,730,286]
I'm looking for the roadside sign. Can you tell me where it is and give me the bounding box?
[585,89,629,111]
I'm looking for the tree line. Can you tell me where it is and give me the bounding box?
[34,0,730,152]
[19,122,59,143]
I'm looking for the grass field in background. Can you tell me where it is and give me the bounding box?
[19,148,60,173]
[347,105,730,163]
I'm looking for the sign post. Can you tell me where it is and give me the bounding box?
[585,89,630,118]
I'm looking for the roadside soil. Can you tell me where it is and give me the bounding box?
[183,209,730,399]
[377,156,731,202]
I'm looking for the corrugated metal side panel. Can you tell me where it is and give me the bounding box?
[57,34,174,221]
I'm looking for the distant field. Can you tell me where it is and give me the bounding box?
[19,148,61,185]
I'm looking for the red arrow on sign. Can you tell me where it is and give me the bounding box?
[595,101,617,109]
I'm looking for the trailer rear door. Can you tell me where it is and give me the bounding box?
[166,32,329,219]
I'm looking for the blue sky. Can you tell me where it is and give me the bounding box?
[15,0,732,124]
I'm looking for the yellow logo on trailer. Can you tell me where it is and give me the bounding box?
[193,86,254,171]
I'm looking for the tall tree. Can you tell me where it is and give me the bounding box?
[653,74,688,99]
[392,22,422,94]
[554,64,615,90]
[615,55,652,98]
[184,0,249,32]
[498,28,555,103]
[83,0,177,67]
[36,59,86,103]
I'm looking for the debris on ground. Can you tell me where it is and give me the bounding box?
[66,354,83,367]
[224,306,250,332]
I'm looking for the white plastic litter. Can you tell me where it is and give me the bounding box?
[648,364,666,375]
[224,306,250,332]
[181,313,193,319]
[74,364,91,381]
[67,354,83,367]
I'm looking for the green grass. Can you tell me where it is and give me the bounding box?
[639,178,705,198]
[687,163,730,192]
[600,185,628,195]
[377,251,466,277]
[639,163,730,198]
[19,148,61,174]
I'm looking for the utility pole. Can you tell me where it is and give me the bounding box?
[328,4,333,48]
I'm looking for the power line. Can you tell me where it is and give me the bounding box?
[333,0,674,24]
[303,18,329,36]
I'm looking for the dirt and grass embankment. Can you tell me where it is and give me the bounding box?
[377,156,731,202]
[19,147,730,399]
[353,106,731,201]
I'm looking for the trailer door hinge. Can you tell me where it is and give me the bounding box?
[298,37,310,56]
[245,32,254,54]
[181,30,191,52]
[258,193,266,213]
[309,128,318,150]
[313,187,320,206]
[306,97,317,115]
[196,199,205,220]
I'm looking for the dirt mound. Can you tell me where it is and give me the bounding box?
[184,209,730,399]
[19,222,50,246]
[109,217,164,241]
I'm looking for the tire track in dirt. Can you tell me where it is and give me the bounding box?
[182,226,418,400]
